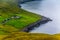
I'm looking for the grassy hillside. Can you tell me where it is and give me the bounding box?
[0,32,51,40]
[0,32,57,40]
[52,34,60,40]
[0,32,60,40]
[0,8,42,35]
[0,0,42,35]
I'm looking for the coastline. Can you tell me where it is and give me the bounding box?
[22,16,52,32]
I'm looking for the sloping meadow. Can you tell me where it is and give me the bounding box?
[0,32,60,40]
[0,0,42,34]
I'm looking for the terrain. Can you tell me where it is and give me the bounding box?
[0,32,60,40]
[0,0,42,35]
[0,0,59,40]
[0,0,53,40]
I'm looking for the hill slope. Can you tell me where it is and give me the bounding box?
[0,0,42,35]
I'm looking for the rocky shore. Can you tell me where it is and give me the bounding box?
[22,16,52,32]
[19,0,52,32]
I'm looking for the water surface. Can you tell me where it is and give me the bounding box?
[21,0,60,34]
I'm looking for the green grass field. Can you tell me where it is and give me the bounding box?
[0,0,42,35]
[0,8,42,35]
[4,9,42,29]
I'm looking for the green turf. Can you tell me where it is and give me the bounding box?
[0,0,42,35]
[0,8,42,29]
[0,8,42,34]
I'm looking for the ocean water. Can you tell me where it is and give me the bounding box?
[21,0,60,34]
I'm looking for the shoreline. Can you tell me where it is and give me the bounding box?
[21,16,52,32]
